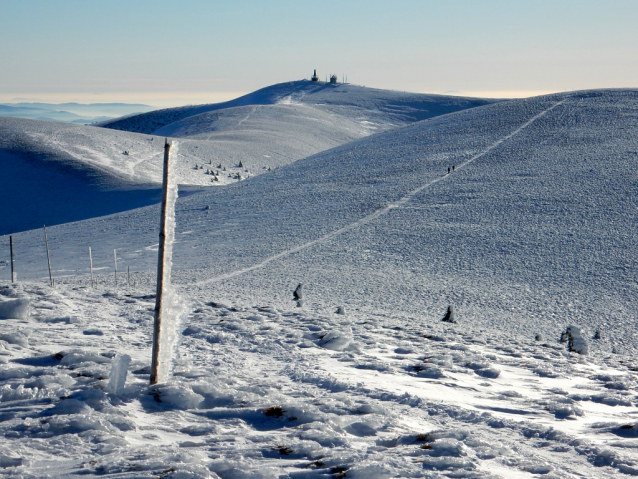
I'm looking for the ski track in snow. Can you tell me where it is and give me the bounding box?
[233,105,260,130]
[192,100,565,287]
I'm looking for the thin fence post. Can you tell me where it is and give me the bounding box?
[150,138,171,385]
[43,224,54,287]
[10,235,15,283]
[127,265,130,287]
[114,249,118,288]
[89,247,94,288]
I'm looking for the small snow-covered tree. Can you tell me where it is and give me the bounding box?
[560,326,588,355]
[441,305,456,323]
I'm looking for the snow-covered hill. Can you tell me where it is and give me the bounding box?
[5,89,637,349]
[100,80,495,136]
[1,89,637,477]
[1,83,494,235]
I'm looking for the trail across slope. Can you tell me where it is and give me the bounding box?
[193,100,565,287]
[1,83,496,234]
[3,90,636,355]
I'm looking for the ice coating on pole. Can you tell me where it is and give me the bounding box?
[155,141,186,383]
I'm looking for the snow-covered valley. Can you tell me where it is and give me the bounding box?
[0,87,637,477]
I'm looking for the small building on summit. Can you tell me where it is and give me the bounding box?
[330,74,338,84]
[311,69,319,82]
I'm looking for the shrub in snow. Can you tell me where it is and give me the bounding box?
[441,305,455,323]
[293,283,303,301]
[0,298,30,319]
[593,329,602,340]
[336,306,345,315]
[560,326,588,355]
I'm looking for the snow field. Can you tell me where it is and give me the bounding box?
[0,281,637,477]
[2,91,637,354]
[0,88,637,477]
[0,82,494,235]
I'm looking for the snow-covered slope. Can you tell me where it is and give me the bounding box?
[102,81,497,194]
[1,84,493,235]
[101,80,496,135]
[1,89,637,477]
[5,89,637,349]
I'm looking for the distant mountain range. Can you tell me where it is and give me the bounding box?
[0,102,155,124]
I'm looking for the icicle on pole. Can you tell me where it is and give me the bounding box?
[10,235,15,283]
[89,247,94,288]
[43,225,54,287]
[150,139,184,385]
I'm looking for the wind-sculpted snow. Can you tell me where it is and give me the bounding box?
[0,281,637,477]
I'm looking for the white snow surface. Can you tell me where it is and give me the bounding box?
[0,88,637,477]
[0,82,493,235]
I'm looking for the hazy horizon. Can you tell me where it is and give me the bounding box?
[1,0,636,109]
[0,88,563,109]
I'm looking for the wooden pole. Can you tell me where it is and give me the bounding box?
[113,249,118,287]
[150,138,171,385]
[127,265,130,287]
[43,225,54,287]
[9,235,15,283]
[89,247,94,287]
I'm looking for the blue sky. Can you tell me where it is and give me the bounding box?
[1,0,637,106]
